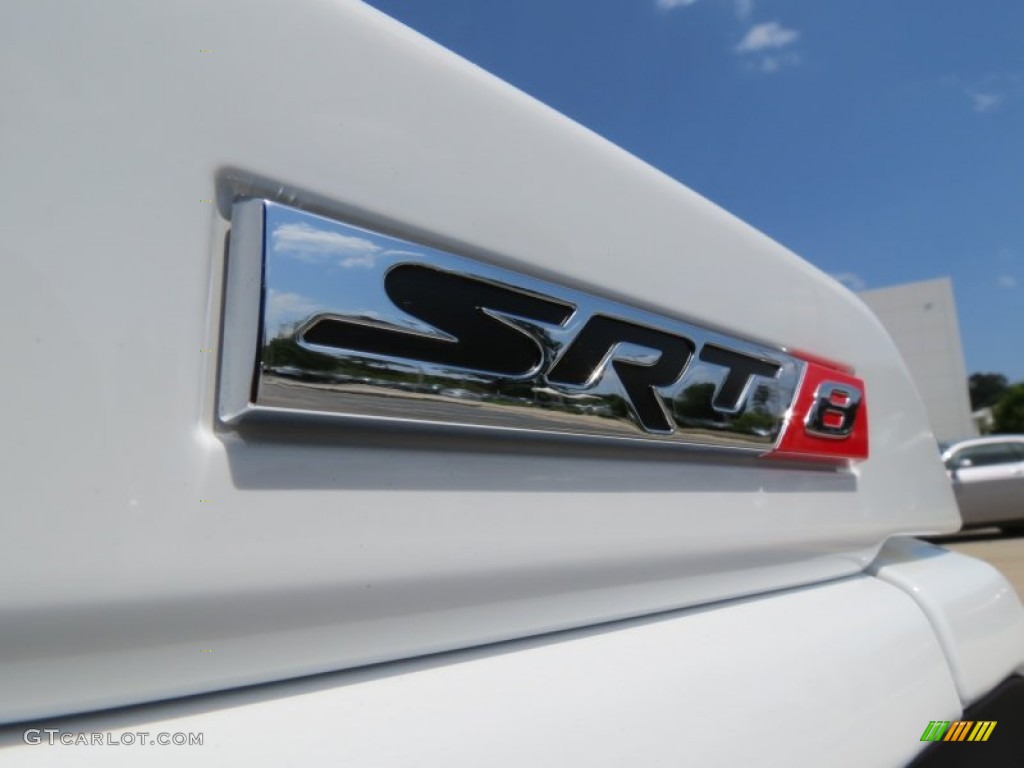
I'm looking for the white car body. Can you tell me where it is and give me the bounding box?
[2,1,1023,765]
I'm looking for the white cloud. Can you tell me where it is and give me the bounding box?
[738,51,801,74]
[971,92,1003,112]
[265,290,322,333]
[267,290,320,315]
[831,272,867,291]
[997,275,1017,289]
[735,21,800,53]
[948,73,1023,113]
[339,254,377,269]
[656,0,700,9]
[751,52,801,73]
[341,247,425,269]
[271,222,382,262]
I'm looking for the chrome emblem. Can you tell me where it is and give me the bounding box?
[221,200,821,455]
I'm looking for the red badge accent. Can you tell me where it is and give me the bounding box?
[769,358,869,462]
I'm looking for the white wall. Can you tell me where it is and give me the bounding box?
[859,277,975,442]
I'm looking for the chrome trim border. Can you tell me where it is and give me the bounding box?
[219,200,807,455]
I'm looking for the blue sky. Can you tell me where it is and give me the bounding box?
[364,0,1023,382]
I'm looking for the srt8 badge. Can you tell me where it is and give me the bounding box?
[220,200,867,462]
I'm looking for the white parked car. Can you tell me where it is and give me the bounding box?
[2,1,1023,766]
[942,436,1024,533]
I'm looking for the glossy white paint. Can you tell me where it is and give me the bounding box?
[870,537,1024,705]
[0,577,960,767]
[0,0,966,722]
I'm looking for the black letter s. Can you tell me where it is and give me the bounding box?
[300,264,574,377]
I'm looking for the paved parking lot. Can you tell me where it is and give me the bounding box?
[931,529,1024,599]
